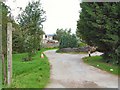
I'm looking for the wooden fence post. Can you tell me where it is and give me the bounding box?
[0,27,2,89]
[7,23,12,85]
[0,1,2,89]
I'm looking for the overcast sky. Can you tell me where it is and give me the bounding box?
[6,0,81,34]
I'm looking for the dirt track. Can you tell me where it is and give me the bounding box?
[44,50,118,88]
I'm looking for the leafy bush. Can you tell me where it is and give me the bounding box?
[59,33,78,49]
[79,42,87,47]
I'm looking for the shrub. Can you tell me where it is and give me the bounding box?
[59,34,78,49]
[79,42,87,47]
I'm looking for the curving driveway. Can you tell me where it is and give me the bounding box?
[44,50,118,88]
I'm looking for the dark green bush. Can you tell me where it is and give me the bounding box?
[59,34,78,49]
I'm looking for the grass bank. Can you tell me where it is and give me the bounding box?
[9,49,50,88]
[83,56,119,76]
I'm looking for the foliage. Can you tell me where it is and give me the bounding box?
[18,0,46,60]
[1,2,24,54]
[54,28,71,41]
[59,29,78,49]
[83,56,119,75]
[1,1,10,55]
[79,42,87,47]
[12,21,25,53]
[77,2,120,63]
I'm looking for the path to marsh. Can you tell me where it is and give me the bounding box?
[44,50,118,88]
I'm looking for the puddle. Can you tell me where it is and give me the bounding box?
[82,81,101,88]
[54,79,102,88]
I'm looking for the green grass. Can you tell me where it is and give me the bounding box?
[9,49,50,88]
[83,56,120,76]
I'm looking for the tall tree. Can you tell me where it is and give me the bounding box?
[77,2,120,63]
[18,0,46,60]
[55,28,71,41]
[58,29,78,49]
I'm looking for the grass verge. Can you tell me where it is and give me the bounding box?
[83,56,120,76]
[9,49,50,88]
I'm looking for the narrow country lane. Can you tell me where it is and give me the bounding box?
[44,50,118,88]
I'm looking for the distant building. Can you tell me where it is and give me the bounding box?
[43,34,53,41]
[42,34,59,48]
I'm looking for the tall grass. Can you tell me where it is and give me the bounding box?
[9,49,50,88]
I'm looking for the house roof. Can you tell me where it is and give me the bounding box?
[46,34,55,36]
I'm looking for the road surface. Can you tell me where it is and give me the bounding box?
[44,50,118,88]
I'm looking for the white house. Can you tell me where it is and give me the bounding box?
[42,34,58,44]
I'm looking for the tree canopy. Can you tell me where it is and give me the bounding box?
[54,28,71,41]
[18,0,46,60]
[77,2,120,63]
[1,1,10,55]
[56,29,78,49]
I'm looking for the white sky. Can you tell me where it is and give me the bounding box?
[6,0,81,34]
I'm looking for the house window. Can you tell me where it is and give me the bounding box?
[45,35,47,38]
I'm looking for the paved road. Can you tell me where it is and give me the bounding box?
[44,50,118,88]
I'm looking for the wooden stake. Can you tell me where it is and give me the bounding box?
[7,23,12,85]
[0,13,2,89]
[2,53,7,84]
[88,51,91,57]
